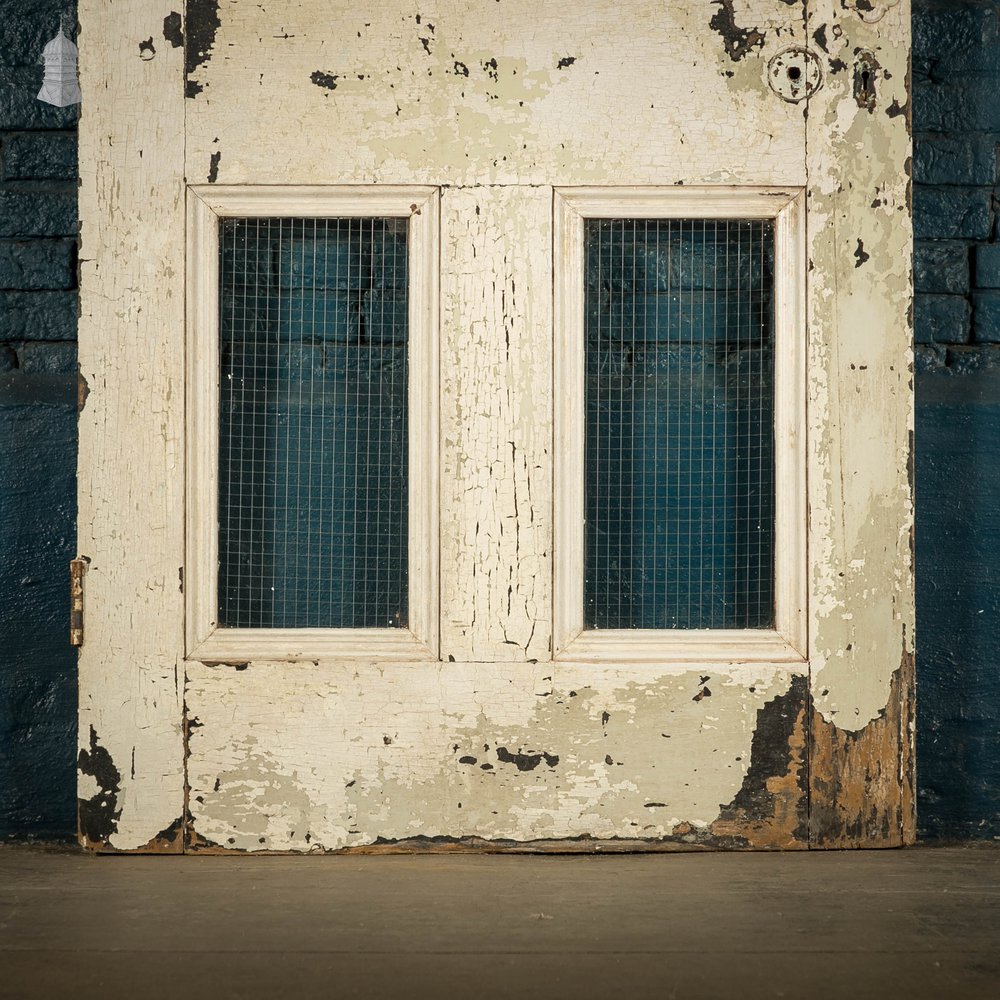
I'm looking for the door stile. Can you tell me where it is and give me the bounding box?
[77,0,188,851]
[803,0,916,847]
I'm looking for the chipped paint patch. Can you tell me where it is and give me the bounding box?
[77,726,122,846]
[310,70,338,91]
[185,660,799,852]
[709,0,766,62]
[163,11,184,48]
[711,677,809,848]
[185,0,221,97]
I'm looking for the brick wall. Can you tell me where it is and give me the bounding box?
[914,0,1000,362]
[0,0,78,839]
[913,0,1000,839]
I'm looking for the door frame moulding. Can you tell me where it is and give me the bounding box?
[185,185,440,662]
[552,186,808,665]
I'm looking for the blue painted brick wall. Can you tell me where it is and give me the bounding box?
[2,1,1000,842]
[0,0,78,840]
[913,0,1000,839]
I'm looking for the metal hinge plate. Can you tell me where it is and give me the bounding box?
[70,557,88,646]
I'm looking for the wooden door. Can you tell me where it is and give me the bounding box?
[77,0,914,852]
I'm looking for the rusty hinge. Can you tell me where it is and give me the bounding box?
[70,557,88,647]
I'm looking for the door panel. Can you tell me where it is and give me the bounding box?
[184,661,806,852]
[78,0,913,852]
[183,1,807,188]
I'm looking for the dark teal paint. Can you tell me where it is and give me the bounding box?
[0,0,79,840]
[916,366,1000,839]
[218,219,409,630]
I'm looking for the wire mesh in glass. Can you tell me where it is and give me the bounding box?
[218,217,409,629]
[584,218,775,631]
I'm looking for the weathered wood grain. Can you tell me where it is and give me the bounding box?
[439,187,552,661]
[79,0,913,852]
[804,0,915,846]
[183,1,807,188]
[185,659,804,851]
[77,0,187,851]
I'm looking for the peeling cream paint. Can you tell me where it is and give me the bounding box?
[806,0,913,738]
[79,0,913,852]
[77,0,186,851]
[183,1,806,188]
[186,661,799,852]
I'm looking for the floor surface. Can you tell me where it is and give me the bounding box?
[1,844,998,999]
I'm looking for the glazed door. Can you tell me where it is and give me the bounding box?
[77,0,914,852]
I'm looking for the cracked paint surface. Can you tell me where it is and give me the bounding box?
[185,661,802,852]
[804,0,914,844]
[182,1,807,188]
[440,187,551,662]
[78,0,913,851]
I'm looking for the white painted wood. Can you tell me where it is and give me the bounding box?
[560,631,806,665]
[438,187,553,662]
[553,188,808,664]
[185,658,801,852]
[803,0,915,845]
[186,186,439,663]
[80,0,913,850]
[804,2,915,724]
[184,1,808,189]
[76,0,187,850]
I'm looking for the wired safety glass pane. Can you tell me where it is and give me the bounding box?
[584,218,775,630]
[218,217,408,629]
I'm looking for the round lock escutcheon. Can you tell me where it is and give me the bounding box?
[767,47,823,103]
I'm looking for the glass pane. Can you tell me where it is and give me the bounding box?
[584,218,775,630]
[218,217,408,629]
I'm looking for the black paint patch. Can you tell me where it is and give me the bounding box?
[692,686,712,702]
[854,239,870,268]
[459,755,478,765]
[163,12,184,48]
[139,37,156,59]
[149,815,185,849]
[207,151,221,183]
[453,60,469,77]
[185,0,221,98]
[829,57,848,74]
[886,99,906,119]
[496,747,560,772]
[311,70,339,90]
[709,0,765,62]
[77,726,122,845]
[812,24,828,53]
[557,56,576,68]
[716,675,809,841]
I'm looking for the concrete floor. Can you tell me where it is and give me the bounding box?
[1,845,998,999]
